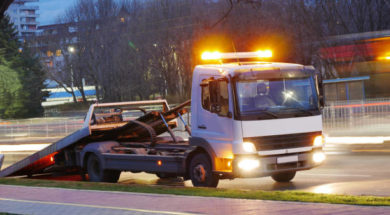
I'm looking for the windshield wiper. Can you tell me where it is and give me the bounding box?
[243,109,279,118]
[284,107,315,116]
[259,111,279,118]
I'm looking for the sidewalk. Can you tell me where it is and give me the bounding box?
[0,185,389,215]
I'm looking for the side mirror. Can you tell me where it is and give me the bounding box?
[319,95,325,108]
[227,111,233,118]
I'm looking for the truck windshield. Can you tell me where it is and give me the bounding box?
[235,76,320,119]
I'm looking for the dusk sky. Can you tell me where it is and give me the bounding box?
[38,0,77,26]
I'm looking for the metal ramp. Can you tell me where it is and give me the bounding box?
[0,100,190,177]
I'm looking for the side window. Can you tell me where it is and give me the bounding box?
[218,81,229,116]
[201,84,211,111]
[201,78,230,117]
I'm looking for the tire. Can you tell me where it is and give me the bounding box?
[87,154,121,183]
[271,171,296,182]
[189,153,219,187]
[156,173,178,179]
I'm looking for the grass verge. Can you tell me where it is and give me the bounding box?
[0,178,389,206]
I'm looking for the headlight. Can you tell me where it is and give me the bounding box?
[242,142,257,153]
[237,159,260,171]
[313,135,324,147]
[313,152,326,163]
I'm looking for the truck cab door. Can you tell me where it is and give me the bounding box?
[192,75,234,158]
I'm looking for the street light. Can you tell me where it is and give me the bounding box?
[68,46,75,88]
[68,46,75,53]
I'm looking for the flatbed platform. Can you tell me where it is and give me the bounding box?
[0,100,190,177]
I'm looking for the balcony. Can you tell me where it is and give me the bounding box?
[20,28,38,33]
[14,0,39,3]
[21,12,39,18]
[20,20,39,25]
[19,5,39,11]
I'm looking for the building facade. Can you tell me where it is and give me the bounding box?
[319,30,390,102]
[6,0,39,39]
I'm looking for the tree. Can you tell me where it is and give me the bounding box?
[0,16,46,119]
[31,0,390,104]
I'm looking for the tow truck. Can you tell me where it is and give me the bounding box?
[0,51,325,187]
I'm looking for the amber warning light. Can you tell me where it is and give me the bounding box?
[201,50,273,60]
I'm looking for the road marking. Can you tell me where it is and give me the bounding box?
[300,173,372,178]
[0,198,198,215]
[324,152,350,155]
[325,136,390,144]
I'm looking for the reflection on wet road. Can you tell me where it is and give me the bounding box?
[118,153,390,196]
[5,148,390,196]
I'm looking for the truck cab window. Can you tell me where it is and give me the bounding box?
[208,79,230,117]
[201,84,211,111]
[217,80,229,116]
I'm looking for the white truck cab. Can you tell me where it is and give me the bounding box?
[0,52,325,188]
[189,52,325,185]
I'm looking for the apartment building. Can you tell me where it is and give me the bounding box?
[6,0,39,39]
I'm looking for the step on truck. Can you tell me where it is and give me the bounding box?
[0,51,326,187]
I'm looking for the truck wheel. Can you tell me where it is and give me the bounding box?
[189,153,219,187]
[87,154,120,183]
[271,171,296,182]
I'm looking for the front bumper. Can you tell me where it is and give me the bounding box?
[229,149,324,178]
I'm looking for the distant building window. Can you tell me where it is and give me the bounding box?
[47,61,53,68]
[47,51,53,57]
[24,10,35,15]
[68,26,77,33]
[55,50,62,56]
[120,17,125,23]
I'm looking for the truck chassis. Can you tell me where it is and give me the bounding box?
[0,100,218,186]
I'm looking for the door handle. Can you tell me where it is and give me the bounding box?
[198,125,207,129]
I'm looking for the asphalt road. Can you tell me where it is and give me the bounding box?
[117,152,390,196]
[2,142,390,196]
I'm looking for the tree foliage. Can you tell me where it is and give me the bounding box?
[0,16,46,119]
[31,0,390,103]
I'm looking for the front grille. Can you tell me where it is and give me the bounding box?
[243,131,321,151]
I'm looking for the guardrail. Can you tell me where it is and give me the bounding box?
[2,98,389,142]
[323,98,390,136]
[0,104,192,141]
[0,117,83,141]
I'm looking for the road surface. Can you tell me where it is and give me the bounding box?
[2,141,390,196]
[7,150,390,197]
[0,185,389,215]
[116,152,390,196]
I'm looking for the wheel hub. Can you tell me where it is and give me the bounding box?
[194,164,207,182]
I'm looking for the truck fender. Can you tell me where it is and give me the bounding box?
[188,137,217,171]
[80,141,120,169]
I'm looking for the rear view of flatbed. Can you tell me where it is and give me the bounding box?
[0,100,192,179]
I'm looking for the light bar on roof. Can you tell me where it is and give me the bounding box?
[201,50,272,60]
